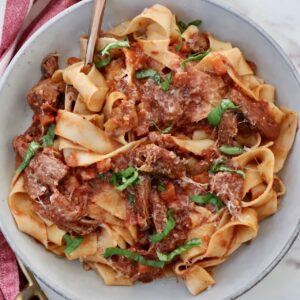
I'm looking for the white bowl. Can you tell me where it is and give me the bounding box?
[0,1,299,299]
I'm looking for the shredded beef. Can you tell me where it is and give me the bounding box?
[137,67,226,133]
[27,79,64,115]
[156,195,191,253]
[104,99,138,137]
[111,251,163,282]
[111,256,137,277]
[13,123,42,158]
[186,157,210,176]
[217,111,238,145]
[186,32,209,53]
[134,175,151,230]
[150,190,167,233]
[41,53,59,78]
[210,172,244,215]
[148,132,175,149]
[24,148,68,199]
[130,144,185,178]
[228,88,280,140]
[24,148,97,234]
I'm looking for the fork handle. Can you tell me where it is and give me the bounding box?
[85,0,106,65]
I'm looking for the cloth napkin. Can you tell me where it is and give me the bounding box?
[0,1,80,299]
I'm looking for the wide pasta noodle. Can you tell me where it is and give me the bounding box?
[66,233,98,260]
[59,138,145,167]
[55,110,120,154]
[109,4,181,69]
[171,137,215,155]
[89,263,133,286]
[63,62,108,112]
[233,147,275,208]
[182,264,215,295]
[9,176,48,247]
[91,183,127,220]
[270,108,298,172]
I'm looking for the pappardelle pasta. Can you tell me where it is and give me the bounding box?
[10,4,297,296]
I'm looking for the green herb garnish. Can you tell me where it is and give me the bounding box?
[16,141,41,173]
[181,49,211,67]
[178,19,202,33]
[95,37,130,68]
[210,158,245,178]
[149,209,176,243]
[156,238,201,262]
[212,165,245,177]
[157,183,166,192]
[136,69,172,91]
[16,124,57,173]
[136,69,161,85]
[64,234,83,256]
[160,72,172,91]
[219,145,245,156]
[110,166,139,191]
[188,19,202,27]
[17,141,40,173]
[103,248,165,268]
[190,193,224,210]
[175,30,183,52]
[207,99,238,127]
[41,124,56,147]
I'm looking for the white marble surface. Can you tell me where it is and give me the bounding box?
[218,0,300,299]
[38,1,300,299]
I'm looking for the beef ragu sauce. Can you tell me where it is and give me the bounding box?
[13,26,282,284]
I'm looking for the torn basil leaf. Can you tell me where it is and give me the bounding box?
[136,69,161,85]
[16,141,41,173]
[178,19,202,33]
[156,238,201,262]
[160,72,172,91]
[41,124,56,147]
[175,30,183,52]
[207,99,238,127]
[16,124,58,173]
[110,166,139,191]
[190,193,224,210]
[181,49,211,67]
[149,209,176,243]
[64,234,83,256]
[103,247,165,268]
[210,158,245,178]
[95,37,130,68]
[157,183,166,192]
[219,145,245,156]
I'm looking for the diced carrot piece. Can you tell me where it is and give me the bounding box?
[212,55,227,75]
[192,172,210,184]
[159,182,176,203]
[138,264,150,273]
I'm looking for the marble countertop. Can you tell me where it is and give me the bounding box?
[39,1,300,299]
[218,0,300,299]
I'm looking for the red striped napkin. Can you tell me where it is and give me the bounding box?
[0,0,80,76]
[0,1,80,299]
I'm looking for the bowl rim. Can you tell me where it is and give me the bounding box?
[0,0,300,299]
